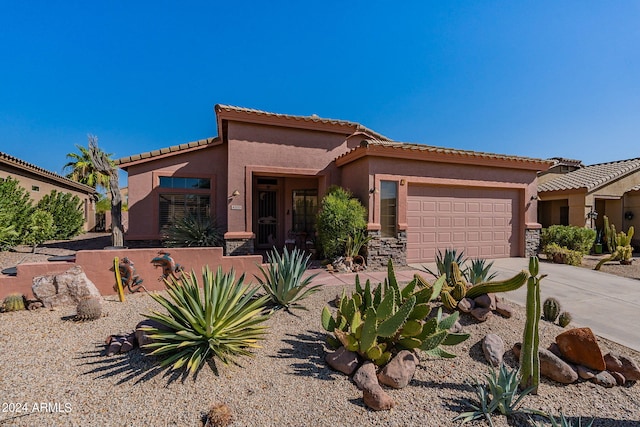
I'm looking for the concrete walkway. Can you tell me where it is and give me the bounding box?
[311,259,640,352]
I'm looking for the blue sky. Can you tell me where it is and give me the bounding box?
[1,1,639,184]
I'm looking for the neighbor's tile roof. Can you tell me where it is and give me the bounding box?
[0,151,96,194]
[115,137,218,166]
[548,157,584,168]
[538,158,640,192]
[215,104,390,140]
[340,139,552,165]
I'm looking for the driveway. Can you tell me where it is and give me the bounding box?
[490,258,640,352]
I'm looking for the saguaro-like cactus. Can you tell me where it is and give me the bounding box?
[520,256,544,394]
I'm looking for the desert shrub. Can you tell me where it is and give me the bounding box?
[316,186,367,260]
[162,215,223,247]
[0,177,34,248]
[541,225,596,255]
[23,210,55,252]
[36,190,84,239]
[543,243,583,266]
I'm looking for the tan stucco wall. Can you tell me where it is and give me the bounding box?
[0,167,96,231]
[538,190,588,227]
[124,144,228,241]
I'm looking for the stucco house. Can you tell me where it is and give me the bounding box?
[117,104,551,265]
[0,151,97,231]
[537,158,640,244]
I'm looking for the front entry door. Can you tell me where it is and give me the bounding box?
[256,189,278,248]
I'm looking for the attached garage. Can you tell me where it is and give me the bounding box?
[406,185,520,263]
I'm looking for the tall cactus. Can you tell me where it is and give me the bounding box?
[595,223,635,270]
[520,256,544,394]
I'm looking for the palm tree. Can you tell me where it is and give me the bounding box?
[64,141,113,190]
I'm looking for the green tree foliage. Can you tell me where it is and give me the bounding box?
[316,186,367,259]
[0,177,34,248]
[36,190,84,239]
[23,210,55,253]
[64,143,113,190]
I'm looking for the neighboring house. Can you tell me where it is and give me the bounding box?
[117,104,551,265]
[537,157,583,187]
[538,158,640,244]
[0,151,97,231]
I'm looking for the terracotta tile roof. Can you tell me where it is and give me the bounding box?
[0,151,96,194]
[548,157,584,168]
[538,158,640,192]
[338,139,552,165]
[215,104,390,140]
[116,137,218,166]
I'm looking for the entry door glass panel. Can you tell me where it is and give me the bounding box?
[257,190,277,247]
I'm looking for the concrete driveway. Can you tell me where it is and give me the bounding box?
[489,258,640,352]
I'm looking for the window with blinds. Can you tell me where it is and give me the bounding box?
[159,193,211,231]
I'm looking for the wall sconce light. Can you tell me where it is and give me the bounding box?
[400,179,406,186]
[228,190,240,199]
[369,188,377,194]
[530,194,538,201]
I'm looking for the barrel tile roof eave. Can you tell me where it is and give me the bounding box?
[335,139,554,170]
[538,157,640,193]
[115,137,220,168]
[0,151,97,195]
[214,104,390,141]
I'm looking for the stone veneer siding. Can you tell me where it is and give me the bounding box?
[525,228,541,257]
[225,238,254,256]
[365,230,407,268]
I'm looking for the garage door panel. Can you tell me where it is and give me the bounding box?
[407,185,519,263]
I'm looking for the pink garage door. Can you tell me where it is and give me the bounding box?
[406,185,520,263]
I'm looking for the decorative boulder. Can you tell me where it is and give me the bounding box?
[377,350,419,389]
[32,266,101,308]
[513,343,578,384]
[592,371,616,388]
[555,328,606,371]
[482,334,505,367]
[457,298,474,313]
[470,307,493,322]
[474,293,496,310]
[135,319,170,350]
[325,346,359,375]
[494,301,514,318]
[353,361,378,390]
[363,383,395,411]
[604,352,640,381]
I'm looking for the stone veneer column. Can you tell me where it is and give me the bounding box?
[225,238,254,256]
[525,228,541,257]
[365,230,407,268]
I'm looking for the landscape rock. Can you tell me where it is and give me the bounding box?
[604,352,640,381]
[547,343,562,358]
[32,266,101,308]
[513,343,578,384]
[474,293,496,310]
[353,361,378,390]
[592,371,616,388]
[556,327,606,371]
[363,383,395,411]
[577,365,597,380]
[470,307,492,322]
[457,298,474,313]
[325,346,360,375]
[494,301,513,318]
[610,371,626,386]
[482,334,505,367]
[450,320,464,334]
[135,319,171,350]
[378,350,419,389]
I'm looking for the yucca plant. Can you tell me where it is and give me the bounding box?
[162,214,223,247]
[467,258,498,285]
[255,247,322,311]
[141,266,270,375]
[531,413,594,427]
[454,364,546,426]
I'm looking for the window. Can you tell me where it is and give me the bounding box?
[292,190,318,234]
[158,175,212,231]
[32,185,40,191]
[380,181,397,237]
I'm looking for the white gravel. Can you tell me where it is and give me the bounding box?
[1,282,639,427]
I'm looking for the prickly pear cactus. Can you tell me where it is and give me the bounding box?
[558,312,572,328]
[74,297,103,321]
[543,297,561,322]
[2,293,26,312]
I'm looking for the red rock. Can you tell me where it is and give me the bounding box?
[494,301,513,318]
[353,361,378,390]
[325,346,360,375]
[378,350,419,389]
[363,384,395,411]
[555,327,605,371]
[470,307,493,322]
[604,352,640,381]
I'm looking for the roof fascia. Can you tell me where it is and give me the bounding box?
[0,156,96,194]
[117,139,220,170]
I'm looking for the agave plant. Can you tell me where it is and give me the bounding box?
[255,247,322,311]
[467,258,498,285]
[141,266,270,375]
[531,413,594,427]
[162,214,223,247]
[454,364,547,426]
[422,248,469,286]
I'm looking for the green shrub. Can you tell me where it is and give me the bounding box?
[0,177,34,248]
[162,215,223,247]
[541,225,596,255]
[141,266,270,375]
[543,243,583,266]
[36,190,84,239]
[254,247,322,311]
[316,186,367,260]
[23,210,55,252]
